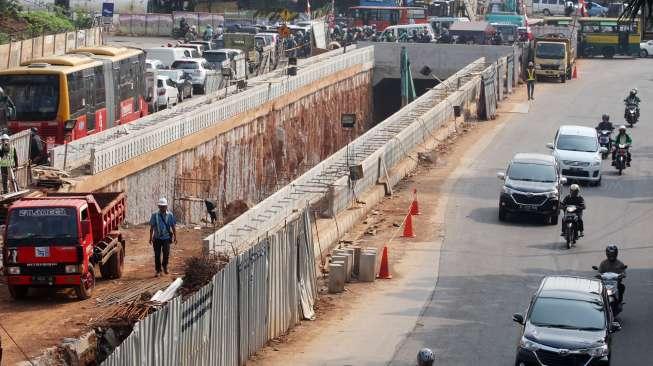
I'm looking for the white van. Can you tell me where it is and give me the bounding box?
[144,47,192,68]
[380,24,437,42]
[532,0,569,16]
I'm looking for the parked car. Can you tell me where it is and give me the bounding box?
[547,125,606,186]
[158,69,193,101]
[380,24,437,42]
[203,48,244,69]
[144,47,192,68]
[175,44,203,57]
[640,39,653,57]
[188,40,214,51]
[145,58,165,70]
[258,32,280,47]
[513,276,619,366]
[156,75,179,109]
[586,1,608,17]
[497,153,566,224]
[171,58,213,93]
[532,0,568,16]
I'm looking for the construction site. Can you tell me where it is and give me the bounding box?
[0,36,522,364]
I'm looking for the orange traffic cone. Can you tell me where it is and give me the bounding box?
[402,212,416,238]
[377,246,392,279]
[572,65,578,79]
[410,188,420,215]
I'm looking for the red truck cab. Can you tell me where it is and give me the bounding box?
[2,192,126,300]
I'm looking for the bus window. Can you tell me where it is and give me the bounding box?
[0,75,59,121]
[94,66,106,109]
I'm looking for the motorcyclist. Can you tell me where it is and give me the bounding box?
[624,88,641,120]
[612,125,632,166]
[438,28,452,44]
[417,348,435,366]
[179,18,189,34]
[561,184,585,237]
[420,27,432,43]
[596,113,614,131]
[203,24,213,41]
[598,244,627,303]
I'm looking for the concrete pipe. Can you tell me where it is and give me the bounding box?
[332,253,352,282]
[359,252,377,282]
[328,262,346,293]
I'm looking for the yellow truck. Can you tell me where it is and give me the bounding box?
[532,25,577,83]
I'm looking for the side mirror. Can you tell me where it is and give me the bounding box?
[592,265,599,270]
[610,322,622,332]
[497,172,506,180]
[546,142,554,150]
[7,106,16,120]
[560,177,568,185]
[600,147,608,154]
[512,313,525,325]
[81,220,91,237]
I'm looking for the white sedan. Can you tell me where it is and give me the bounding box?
[640,40,653,57]
[156,75,179,110]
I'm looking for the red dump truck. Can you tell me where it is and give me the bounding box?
[2,192,126,300]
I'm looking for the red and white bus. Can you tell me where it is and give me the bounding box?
[0,46,148,144]
[349,6,429,31]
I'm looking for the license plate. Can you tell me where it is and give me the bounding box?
[32,276,53,285]
[521,204,539,211]
[35,247,50,258]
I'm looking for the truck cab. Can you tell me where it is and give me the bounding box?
[2,192,125,300]
[533,26,577,82]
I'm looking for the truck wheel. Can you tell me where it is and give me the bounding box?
[103,243,124,279]
[75,265,95,300]
[8,285,28,299]
[561,73,566,83]
[603,47,615,58]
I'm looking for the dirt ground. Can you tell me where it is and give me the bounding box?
[249,89,526,364]
[0,224,211,365]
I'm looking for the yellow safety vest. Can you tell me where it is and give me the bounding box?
[527,69,536,81]
[0,146,15,167]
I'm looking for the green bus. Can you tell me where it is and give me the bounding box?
[578,17,641,58]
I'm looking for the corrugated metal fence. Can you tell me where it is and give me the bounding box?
[102,209,316,366]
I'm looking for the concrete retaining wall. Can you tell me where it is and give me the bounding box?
[364,42,517,84]
[102,70,373,224]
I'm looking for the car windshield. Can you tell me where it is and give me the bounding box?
[557,134,598,152]
[172,61,200,70]
[536,43,566,59]
[6,207,78,245]
[0,74,60,121]
[204,52,227,63]
[508,162,556,182]
[530,297,606,330]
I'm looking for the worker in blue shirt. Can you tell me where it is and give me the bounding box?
[149,197,177,277]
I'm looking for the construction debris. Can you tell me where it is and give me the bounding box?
[180,253,229,296]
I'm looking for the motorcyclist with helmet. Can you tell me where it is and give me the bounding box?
[417,348,435,366]
[596,113,614,132]
[612,125,632,166]
[561,184,585,237]
[599,244,627,303]
[623,88,641,120]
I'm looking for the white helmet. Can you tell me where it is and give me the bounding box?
[157,197,168,206]
[619,125,627,131]
[0,134,10,141]
[570,184,580,192]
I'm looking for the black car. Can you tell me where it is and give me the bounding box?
[497,153,566,224]
[513,276,620,366]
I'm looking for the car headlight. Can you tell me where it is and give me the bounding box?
[586,344,609,357]
[592,159,602,167]
[65,264,82,274]
[545,189,559,198]
[7,266,20,275]
[520,336,541,351]
[502,186,515,194]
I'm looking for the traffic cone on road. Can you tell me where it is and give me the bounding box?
[377,246,392,279]
[572,65,578,79]
[410,189,420,216]
[402,212,416,238]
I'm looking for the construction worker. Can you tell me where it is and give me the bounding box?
[526,61,536,100]
[149,197,177,277]
[0,134,17,194]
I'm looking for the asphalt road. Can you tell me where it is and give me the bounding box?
[391,58,653,366]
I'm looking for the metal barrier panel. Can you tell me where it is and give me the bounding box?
[482,65,497,120]
[507,55,514,94]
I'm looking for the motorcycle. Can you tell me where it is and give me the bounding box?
[613,144,629,175]
[598,129,612,159]
[625,103,639,127]
[592,265,627,316]
[561,205,580,249]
